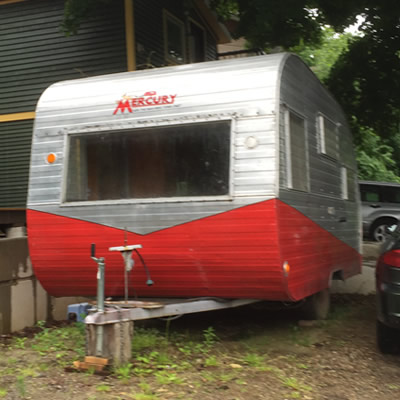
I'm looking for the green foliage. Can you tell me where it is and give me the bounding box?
[356,126,400,183]
[62,0,111,35]
[291,27,351,81]
[214,0,324,50]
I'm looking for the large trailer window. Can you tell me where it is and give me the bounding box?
[285,110,308,192]
[65,121,231,202]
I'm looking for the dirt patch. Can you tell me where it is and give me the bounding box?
[1,294,400,400]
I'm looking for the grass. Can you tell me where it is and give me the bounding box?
[0,296,371,399]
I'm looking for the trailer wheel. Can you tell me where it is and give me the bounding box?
[300,288,330,320]
[376,320,399,354]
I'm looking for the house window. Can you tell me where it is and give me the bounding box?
[65,121,231,202]
[285,109,308,192]
[164,11,185,64]
[189,19,206,62]
[318,114,338,159]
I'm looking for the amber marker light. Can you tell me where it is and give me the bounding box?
[46,153,57,164]
[283,261,290,277]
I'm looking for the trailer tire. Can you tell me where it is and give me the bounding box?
[300,288,330,320]
[376,320,399,354]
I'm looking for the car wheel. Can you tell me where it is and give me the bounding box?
[376,320,399,354]
[300,288,330,320]
[371,218,397,242]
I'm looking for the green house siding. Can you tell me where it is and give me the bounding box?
[0,0,127,211]
[0,0,127,115]
[0,120,33,208]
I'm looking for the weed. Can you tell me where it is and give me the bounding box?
[204,355,219,367]
[132,328,166,354]
[296,363,309,369]
[387,384,400,390]
[13,337,27,349]
[203,327,218,348]
[16,376,26,398]
[219,372,237,382]
[200,371,216,383]
[31,324,85,359]
[138,382,152,394]
[155,370,184,385]
[38,363,50,372]
[0,388,7,398]
[282,377,312,392]
[289,325,312,347]
[19,366,39,378]
[243,353,264,367]
[134,394,160,400]
[114,363,133,381]
[96,384,111,392]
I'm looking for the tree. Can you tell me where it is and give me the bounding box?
[290,27,351,82]
[212,0,400,180]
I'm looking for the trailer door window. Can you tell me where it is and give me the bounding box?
[285,110,308,192]
[65,121,231,202]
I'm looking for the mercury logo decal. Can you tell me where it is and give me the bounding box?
[113,91,177,114]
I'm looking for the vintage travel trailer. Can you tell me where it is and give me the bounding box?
[27,53,361,314]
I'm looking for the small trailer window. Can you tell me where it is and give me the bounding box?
[65,121,231,202]
[318,114,338,159]
[285,110,308,192]
[341,167,356,201]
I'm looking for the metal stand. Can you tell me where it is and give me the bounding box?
[109,244,143,303]
[91,244,105,357]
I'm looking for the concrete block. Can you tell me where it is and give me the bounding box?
[86,321,134,366]
[0,237,31,281]
[0,284,11,334]
[11,279,35,332]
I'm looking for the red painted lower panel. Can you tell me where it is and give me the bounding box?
[277,201,362,301]
[27,199,361,301]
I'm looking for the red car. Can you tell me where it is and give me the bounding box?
[376,227,400,353]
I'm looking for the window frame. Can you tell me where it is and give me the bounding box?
[284,107,309,192]
[317,113,338,160]
[188,17,206,63]
[61,119,234,206]
[163,10,186,65]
